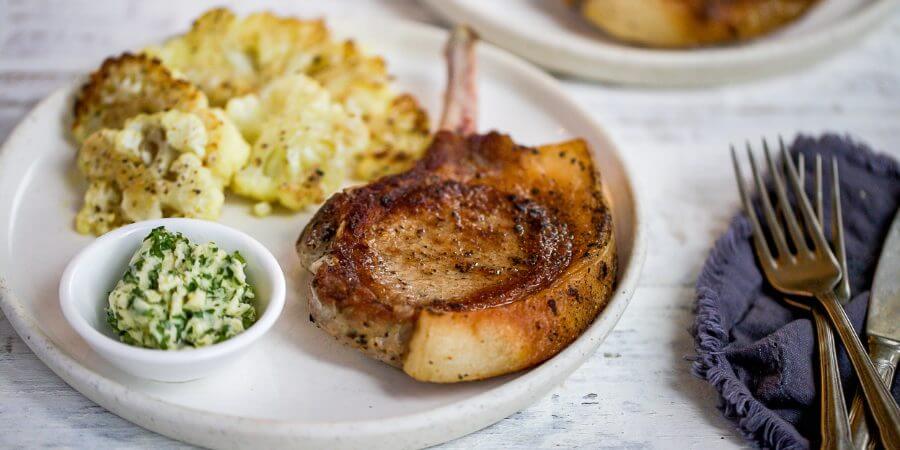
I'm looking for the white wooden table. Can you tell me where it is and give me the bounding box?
[1,1,898,448]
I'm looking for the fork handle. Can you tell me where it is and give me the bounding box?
[849,336,900,450]
[817,291,900,449]
[812,307,854,450]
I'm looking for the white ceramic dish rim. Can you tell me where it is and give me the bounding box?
[423,0,898,84]
[0,17,646,444]
[58,218,286,365]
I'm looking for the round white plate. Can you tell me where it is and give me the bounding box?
[423,0,897,86]
[0,18,645,450]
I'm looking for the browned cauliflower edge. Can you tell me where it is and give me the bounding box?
[72,53,208,143]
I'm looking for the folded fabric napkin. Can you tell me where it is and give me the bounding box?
[692,134,900,449]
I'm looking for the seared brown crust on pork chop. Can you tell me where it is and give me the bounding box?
[297,131,616,382]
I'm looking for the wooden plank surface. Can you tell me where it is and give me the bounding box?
[1,0,898,448]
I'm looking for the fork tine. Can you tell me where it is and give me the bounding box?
[781,143,830,253]
[748,143,790,257]
[795,152,809,220]
[732,146,775,265]
[831,157,851,301]
[798,151,828,236]
[815,154,823,226]
[764,139,808,253]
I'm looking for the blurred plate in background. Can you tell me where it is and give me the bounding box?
[423,0,897,86]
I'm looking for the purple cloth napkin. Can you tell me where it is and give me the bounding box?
[692,134,900,449]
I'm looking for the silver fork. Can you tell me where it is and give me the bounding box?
[732,140,900,449]
[735,146,852,449]
[779,152,854,449]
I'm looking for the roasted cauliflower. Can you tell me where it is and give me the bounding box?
[226,74,368,213]
[351,93,431,180]
[72,53,208,143]
[144,9,329,106]
[146,8,430,180]
[72,7,434,235]
[191,107,251,185]
[306,40,431,179]
[75,111,229,235]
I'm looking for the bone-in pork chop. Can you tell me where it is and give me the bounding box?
[296,27,616,382]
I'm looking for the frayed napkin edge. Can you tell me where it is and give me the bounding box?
[692,215,807,449]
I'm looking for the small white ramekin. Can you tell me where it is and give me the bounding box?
[59,218,286,382]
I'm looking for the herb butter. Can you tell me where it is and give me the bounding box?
[106,227,257,350]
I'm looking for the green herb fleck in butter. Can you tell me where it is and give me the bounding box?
[106,227,257,350]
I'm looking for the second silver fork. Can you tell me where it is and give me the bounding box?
[791,152,854,449]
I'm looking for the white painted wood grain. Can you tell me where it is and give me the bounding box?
[1,0,898,448]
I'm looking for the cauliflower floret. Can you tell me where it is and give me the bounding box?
[75,180,125,235]
[75,111,226,235]
[116,152,223,223]
[352,94,431,180]
[147,8,430,180]
[227,74,368,212]
[238,11,330,85]
[194,108,251,184]
[306,40,432,180]
[159,153,225,218]
[145,8,329,106]
[72,53,208,143]
[222,94,263,143]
